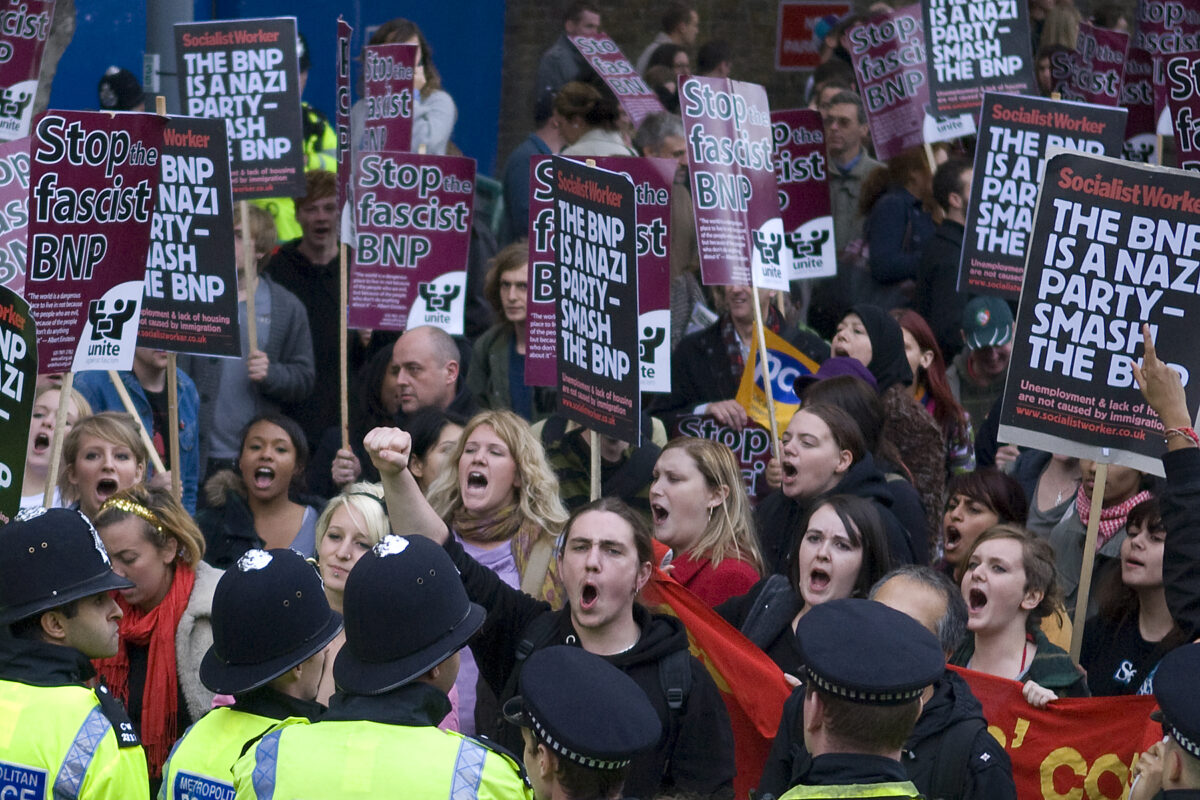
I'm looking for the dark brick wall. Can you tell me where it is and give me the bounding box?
[495,1,816,175]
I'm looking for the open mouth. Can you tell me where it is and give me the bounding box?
[32,432,50,453]
[831,344,849,358]
[466,471,488,490]
[580,583,598,610]
[808,567,830,592]
[968,588,988,612]
[254,467,275,489]
[781,461,798,479]
[651,503,668,524]
[96,478,119,497]
[945,526,961,549]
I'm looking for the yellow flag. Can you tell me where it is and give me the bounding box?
[735,329,820,431]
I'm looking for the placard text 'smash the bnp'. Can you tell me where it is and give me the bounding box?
[999,152,1200,474]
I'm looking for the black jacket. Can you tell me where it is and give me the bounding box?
[758,670,1016,800]
[755,453,916,576]
[916,220,968,363]
[442,536,735,800]
[714,576,804,678]
[1163,447,1200,640]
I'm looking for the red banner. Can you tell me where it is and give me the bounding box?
[951,665,1160,800]
[641,541,792,800]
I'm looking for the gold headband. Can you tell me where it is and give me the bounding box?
[98,497,163,533]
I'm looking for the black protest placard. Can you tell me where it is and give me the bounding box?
[0,285,34,517]
[139,116,239,356]
[959,93,1126,300]
[553,157,640,444]
[998,152,1200,475]
[923,0,1035,120]
[175,17,304,199]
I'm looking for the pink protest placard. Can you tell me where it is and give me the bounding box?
[569,33,665,126]
[1167,49,1200,172]
[1122,47,1159,163]
[347,151,475,334]
[0,137,29,291]
[360,42,416,153]
[771,108,835,280]
[846,5,928,162]
[525,155,675,389]
[0,0,52,141]
[1055,22,1129,108]
[680,75,787,290]
[25,111,164,373]
[336,18,352,211]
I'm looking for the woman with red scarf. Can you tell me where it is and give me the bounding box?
[92,484,221,787]
[1047,459,1156,622]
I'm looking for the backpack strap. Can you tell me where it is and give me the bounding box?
[926,716,985,800]
[658,648,693,713]
[520,537,555,597]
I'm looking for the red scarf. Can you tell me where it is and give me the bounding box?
[93,562,195,778]
[1075,486,1152,550]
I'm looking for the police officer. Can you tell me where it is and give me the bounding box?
[0,508,149,800]
[504,646,661,800]
[1130,644,1200,800]
[232,534,532,799]
[160,548,342,799]
[778,598,945,800]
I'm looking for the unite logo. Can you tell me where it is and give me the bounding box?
[417,282,460,312]
[87,298,137,342]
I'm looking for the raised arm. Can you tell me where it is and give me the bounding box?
[363,427,450,545]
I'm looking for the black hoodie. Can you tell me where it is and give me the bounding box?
[442,536,736,800]
[758,669,1015,800]
[756,452,916,576]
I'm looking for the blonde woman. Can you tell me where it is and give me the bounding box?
[92,484,220,784]
[650,437,764,606]
[424,409,567,736]
[61,412,149,520]
[22,384,91,510]
[311,483,390,706]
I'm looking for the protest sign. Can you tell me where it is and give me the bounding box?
[335,18,352,212]
[175,17,305,199]
[346,151,475,334]
[680,75,787,290]
[960,94,1126,300]
[845,5,927,162]
[1122,47,1159,164]
[1052,23,1128,108]
[569,34,664,126]
[1167,49,1200,172]
[359,43,416,154]
[672,414,775,503]
[25,111,163,374]
[138,116,239,357]
[997,151,1200,475]
[1134,0,1200,133]
[771,109,835,280]
[0,0,51,142]
[0,285,34,518]
[735,327,817,433]
[553,156,640,444]
[525,155,675,391]
[922,0,1035,119]
[952,666,1158,800]
[776,2,851,70]
[0,137,29,292]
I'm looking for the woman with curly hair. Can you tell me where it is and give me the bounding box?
[425,409,568,734]
[649,437,763,606]
[950,524,1088,706]
[92,484,221,786]
[893,308,974,477]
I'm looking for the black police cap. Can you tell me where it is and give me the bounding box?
[334,535,485,695]
[0,508,134,625]
[503,646,662,770]
[797,598,944,705]
[1153,643,1200,760]
[200,549,343,695]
